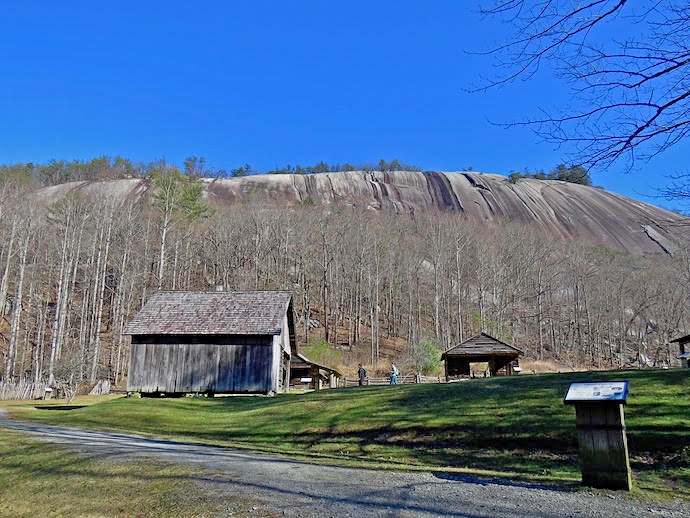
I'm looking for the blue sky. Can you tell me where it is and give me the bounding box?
[2,1,687,210]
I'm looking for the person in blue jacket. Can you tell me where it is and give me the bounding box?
[390,363,399,384]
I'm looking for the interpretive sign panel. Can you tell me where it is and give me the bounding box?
[563,381,629,404]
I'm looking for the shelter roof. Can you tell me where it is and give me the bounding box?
[124,290,293,336]
[441,332,523,359]
[291,353,342,377]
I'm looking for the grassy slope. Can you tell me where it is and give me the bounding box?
[3,369,689,500]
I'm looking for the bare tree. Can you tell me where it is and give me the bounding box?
[5,214,33,379]
[87,196,116,382]
[109,199,143,385]
[150,165,211,290]
[46,195,89,386]
[478,1,690,171]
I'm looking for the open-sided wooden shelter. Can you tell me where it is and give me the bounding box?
[290,353,341,390]
[125,290,296,396]
[671,334,690,368]
[442,332,523,379]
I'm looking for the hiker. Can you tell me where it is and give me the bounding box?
[357,364,367,386]
[390,363,399,385]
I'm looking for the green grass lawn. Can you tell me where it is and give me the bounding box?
[3,369,689,502]
[0,429,246,517]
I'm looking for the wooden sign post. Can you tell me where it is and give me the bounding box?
[564,381,632,491]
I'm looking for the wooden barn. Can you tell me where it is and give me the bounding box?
[125,290,296,396]
[442,333,523,379]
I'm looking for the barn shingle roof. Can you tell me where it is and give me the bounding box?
[124,291,293,335]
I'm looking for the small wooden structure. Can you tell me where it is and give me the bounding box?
[442,332,523,379]
[670,334,690,368]
[564,381,632,490]
[289,353,341,390]
[125,291,296,396]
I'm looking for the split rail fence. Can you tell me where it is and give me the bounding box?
[0,381,49,401]
[339,374,442,387]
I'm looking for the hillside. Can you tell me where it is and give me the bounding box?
[37,171,690,255]
[9,168,689,384]
[207,171,688,254]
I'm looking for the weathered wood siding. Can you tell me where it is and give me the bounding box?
[127,335,276,394]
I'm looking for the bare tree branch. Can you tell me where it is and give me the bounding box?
[477,1,690,171]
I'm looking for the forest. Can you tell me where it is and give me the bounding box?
[0,158,688,392]
[0,155,424,184]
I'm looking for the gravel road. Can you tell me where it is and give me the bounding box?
[1,409,686,517]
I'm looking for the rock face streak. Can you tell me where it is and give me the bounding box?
[205,171,688,255]
[36,171,689,255]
